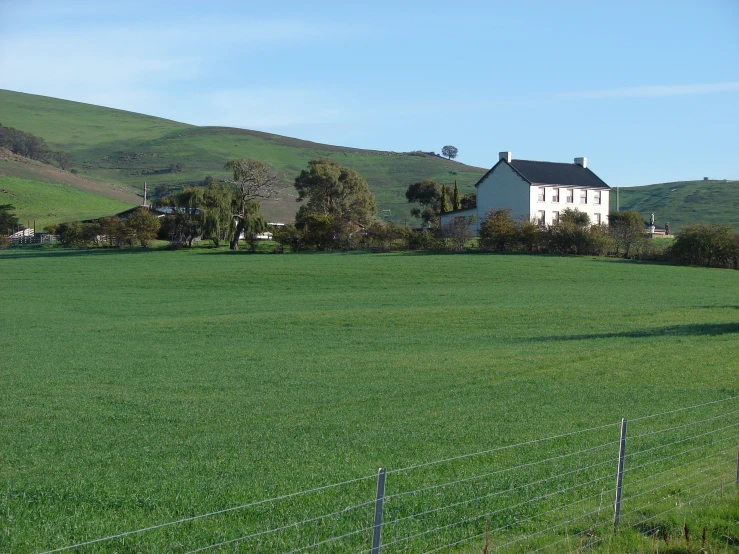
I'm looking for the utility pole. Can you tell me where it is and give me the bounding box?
[616,187,619,211]
[143,182,148,207]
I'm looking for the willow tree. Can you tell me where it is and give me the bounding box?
[159,188,205,248]
[224,159,277,250]
[201,182,236,247]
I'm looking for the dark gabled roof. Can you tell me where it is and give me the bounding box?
[475,158,610,189]
[509,159,610,189]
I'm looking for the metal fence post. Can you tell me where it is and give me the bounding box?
[371,468,386,554]
[613,418,627,529]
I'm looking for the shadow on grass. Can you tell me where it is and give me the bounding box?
[528,322,739,342]
[0,246,163,259]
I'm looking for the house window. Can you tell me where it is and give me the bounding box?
[537,187,545,202]
[552,188,560,203]
[566,189,574,203]
[593,190,601,205]
[580,189,587,204]
[594,213,601,225]
[552,211,560,223]
[537,210,545,224]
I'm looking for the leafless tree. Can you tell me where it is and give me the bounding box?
[224,159,277,249]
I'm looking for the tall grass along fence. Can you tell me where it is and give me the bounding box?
[38,397,739,553]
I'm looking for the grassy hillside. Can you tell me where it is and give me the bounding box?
[1,248,737,552]
[0,90,486,222]
[0,176,133,230]
[611,179,739,231]
[3,90,736,229]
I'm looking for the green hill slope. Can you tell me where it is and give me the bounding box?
[4,90,735,229]
[611,180,739,231]
[0,90,486,222]
[0,176,133,230]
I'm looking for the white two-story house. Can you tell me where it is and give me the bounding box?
[441,151,611,232]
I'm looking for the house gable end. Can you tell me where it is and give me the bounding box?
[475,159,532,188]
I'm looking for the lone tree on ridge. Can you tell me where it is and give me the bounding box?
[441,145,458,160]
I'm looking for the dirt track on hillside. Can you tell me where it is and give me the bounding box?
[0,149,140,204]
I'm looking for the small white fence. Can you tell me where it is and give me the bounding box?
[8,233,58,245]
[37,396,739,553]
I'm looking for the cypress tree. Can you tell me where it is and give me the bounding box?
[453,180,461,211]
[440,184,451,214]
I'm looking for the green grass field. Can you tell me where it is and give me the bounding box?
[0,176,133,229]
[1,247,737,552]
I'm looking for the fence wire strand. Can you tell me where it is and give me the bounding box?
[183,498,376,553]
[629,395,739,422]
[36,473,376,554]
[627,408,739,440]
[624,421,739,460]
[387,421,621,475]
[385,438,618,501]
[36,395,738,554]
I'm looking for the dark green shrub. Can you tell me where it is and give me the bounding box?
[669,224,738,268]
[479,208,517,251]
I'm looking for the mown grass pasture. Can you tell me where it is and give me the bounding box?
[1,248,738,552]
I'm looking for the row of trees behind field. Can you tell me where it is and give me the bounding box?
[472,208,738,269]
[44,209,161,248]
[6,155,736,270]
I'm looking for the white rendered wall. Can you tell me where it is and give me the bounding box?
[439,208,478,232]
[475,163,531,223]
[529,186,610,225]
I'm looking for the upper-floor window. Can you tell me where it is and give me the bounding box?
[566,189,574,203]
[593,190,601,205]
[580,189,588,204]
[552,188,560,203]
[537,187,545,202]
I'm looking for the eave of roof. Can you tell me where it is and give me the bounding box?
[474,158,610,189]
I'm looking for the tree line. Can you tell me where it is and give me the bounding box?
[473,207,738,269]
[0,123,74,169]
[11,154,736,270]
[44,208,161,248]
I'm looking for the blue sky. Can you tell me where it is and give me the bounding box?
[1,0,737,187]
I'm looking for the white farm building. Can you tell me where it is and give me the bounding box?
[441,152,611,233]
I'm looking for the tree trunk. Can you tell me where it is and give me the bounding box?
[230,219,244,250]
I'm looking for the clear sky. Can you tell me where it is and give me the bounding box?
[1,0,737,187]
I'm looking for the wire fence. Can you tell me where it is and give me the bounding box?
[37,396,739,554]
